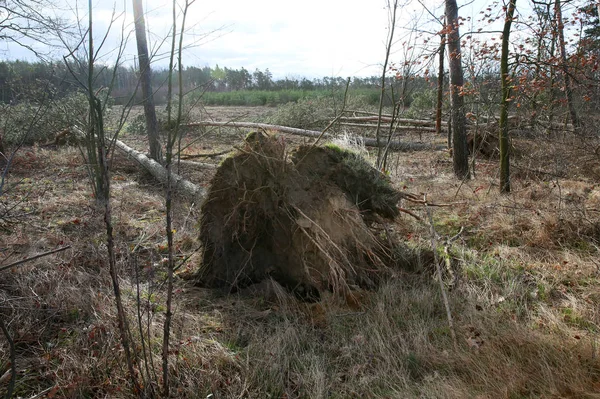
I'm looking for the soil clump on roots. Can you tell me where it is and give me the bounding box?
[196,132,407,300]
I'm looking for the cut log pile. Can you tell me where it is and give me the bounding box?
[183,121,447,152]
[336,110,447,133]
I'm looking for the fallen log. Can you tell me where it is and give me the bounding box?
[339,116,394,123]
[537,121,575,131]
[113,139,206,199]
[177,159,217,168]
[339,116,447,127]
[340,123,437,132]
[66,126,208,200]
[184,121,447,151]
[343,110,394,118]
[181,149,230,159]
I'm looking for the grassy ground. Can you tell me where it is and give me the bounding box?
[1,106,600,398]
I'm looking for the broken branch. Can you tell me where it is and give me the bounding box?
[0,245,71,273]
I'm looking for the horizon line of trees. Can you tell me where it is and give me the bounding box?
[0,59,421,105]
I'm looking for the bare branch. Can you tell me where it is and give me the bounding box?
[0,246,71,273]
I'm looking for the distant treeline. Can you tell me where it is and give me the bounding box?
[0,60,431,106]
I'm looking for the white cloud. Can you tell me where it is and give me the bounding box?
[0,0,441,78]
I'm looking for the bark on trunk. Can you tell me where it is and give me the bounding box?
[500,0,517,194]
[436,23,446,136]
[445,0,470,179]
[114,139,205,199]
[132,0,162,163]
[555,0,580,132]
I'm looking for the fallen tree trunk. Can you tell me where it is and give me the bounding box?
[184,121,446,151]
[177,159,217,168]
[343,110,394,118]
[339,116,394,123]
[339,116,447,127]
[340,123,438,132]
[66,126,207,200]
[181,149,230,159]
[113,139,206,199]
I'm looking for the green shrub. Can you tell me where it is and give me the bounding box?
[266,97,335,129]
[405,88,437,119]
[123,113,147,136]
[124,99,193,137]
[194,90,305,106]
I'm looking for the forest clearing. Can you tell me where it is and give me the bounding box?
[2,104,600,398]
[3,0,600,396]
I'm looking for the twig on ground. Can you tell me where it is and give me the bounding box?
[24,386,55,399]
[401,192,465,207]
[180,149,230,159]
[0,245,71,273]
[397,206,422,220]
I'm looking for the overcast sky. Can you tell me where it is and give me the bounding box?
[172,0,397,78]
[131,0,438,79]
[0,0,449,79]
[0,0,519,79]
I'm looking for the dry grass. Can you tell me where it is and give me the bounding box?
[1,113,600,398]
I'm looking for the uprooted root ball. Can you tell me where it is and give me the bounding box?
[196,132,408,300]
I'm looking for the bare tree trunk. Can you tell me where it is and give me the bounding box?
[88,1,140,394]
[161,2,178,396]
[436,21,446,137]
[555,0,580,132]
[445,0,470,179]
[530,2,551,128]
[548,18,557,134]
[376,0,398,169]
[162,1,193,395]
[132,0,162,163]
[500,0,517,193]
